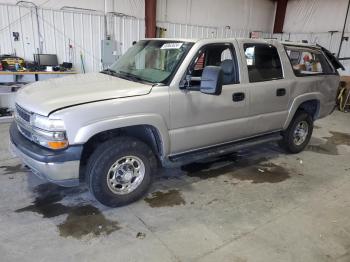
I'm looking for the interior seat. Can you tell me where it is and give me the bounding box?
[220,59,235,85]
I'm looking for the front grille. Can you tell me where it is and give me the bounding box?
[17,124,32,141]
[14,104,33,142]
[15,104,31,123]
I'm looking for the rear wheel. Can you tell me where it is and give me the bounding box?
[86,137,156,207]
[279,110,313,153]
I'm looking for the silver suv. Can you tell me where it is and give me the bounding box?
[10,38,343,207]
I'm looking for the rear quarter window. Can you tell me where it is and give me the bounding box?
[284,45,335,76]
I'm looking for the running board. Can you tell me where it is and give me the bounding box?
[166,132,282,166]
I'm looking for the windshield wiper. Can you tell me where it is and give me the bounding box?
[118,71,149,83]
[101,68,117,75]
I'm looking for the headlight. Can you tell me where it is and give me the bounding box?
[30,114,65,131]
[30,114,68,150]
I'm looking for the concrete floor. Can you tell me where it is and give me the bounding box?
[1,111,350,262]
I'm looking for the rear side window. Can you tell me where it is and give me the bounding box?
[244,43,283,83]
[285,46,335,76]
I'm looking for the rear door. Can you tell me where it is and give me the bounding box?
[238,41,292,135]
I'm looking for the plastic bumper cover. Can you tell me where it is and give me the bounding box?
[9,122,82,187]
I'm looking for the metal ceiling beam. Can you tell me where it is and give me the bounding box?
[273,0,288,34]
[145,0,156,38]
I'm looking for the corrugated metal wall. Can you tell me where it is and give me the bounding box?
[157,21,217,39]
[109,15,145,55]
[156,22,273,40]
[39,9,106,73]
[0,4,35,60]
[0,3,145,73]
[0,3,278,74]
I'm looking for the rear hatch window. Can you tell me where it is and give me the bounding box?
[318,46,345,70]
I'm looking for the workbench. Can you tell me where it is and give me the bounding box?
[0,70,77,82]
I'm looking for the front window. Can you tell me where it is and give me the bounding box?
[185,43,239,87]
[105,40,193,84]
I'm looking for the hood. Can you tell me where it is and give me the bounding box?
[15,72,153,116]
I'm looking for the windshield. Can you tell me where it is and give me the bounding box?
[106,40,193,84]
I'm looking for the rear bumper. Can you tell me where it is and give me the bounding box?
[319,101,337,119]
[9,122,82,187]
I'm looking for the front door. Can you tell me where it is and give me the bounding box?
[168,42,251,155]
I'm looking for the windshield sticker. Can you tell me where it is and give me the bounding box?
[161,43,183,49]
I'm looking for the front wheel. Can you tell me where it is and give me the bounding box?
[86,137,156,207]
[279,110,313,153]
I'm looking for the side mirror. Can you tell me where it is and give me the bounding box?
[200,66,223,95]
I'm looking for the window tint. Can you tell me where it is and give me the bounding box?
[244,43,283,83]
[285,46,335,76]
[188,44,238,86]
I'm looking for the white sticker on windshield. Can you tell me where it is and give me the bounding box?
[161,43,183,49]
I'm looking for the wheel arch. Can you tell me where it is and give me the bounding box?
[75,115,170,182]
[283,94,321,129]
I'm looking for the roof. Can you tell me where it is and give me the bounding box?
[144,37,274,43]
[278,41,320,49]
[143,38,321,49]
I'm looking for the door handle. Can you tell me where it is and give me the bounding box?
[232,92,245,102]
[276,88,286,96]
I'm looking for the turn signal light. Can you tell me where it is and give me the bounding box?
[47,140,69,150]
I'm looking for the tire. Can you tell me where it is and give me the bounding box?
[86,136,156,207]
[279,110,313,154]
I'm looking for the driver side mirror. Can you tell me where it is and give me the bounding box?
[200,66,223,95]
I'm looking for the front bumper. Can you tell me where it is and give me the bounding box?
[9,122,83,187]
